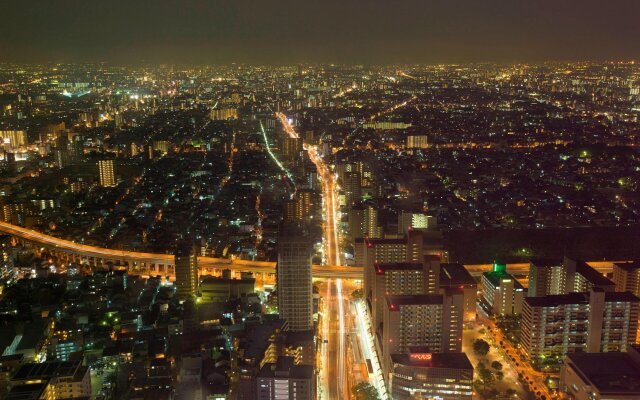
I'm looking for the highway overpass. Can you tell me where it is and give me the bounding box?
[0,221,621,280]
[0,221,362,279]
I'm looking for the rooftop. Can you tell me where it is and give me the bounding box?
[440,263,476,286]
[575,260,614,287]
[525,290,640,307]
[12,360,88,382]
[391,351,473,370]
[614,261,640,272]
[257,356,313,380]
[482,270,524,290]
[566,352,640,395]
[530,258,562,268]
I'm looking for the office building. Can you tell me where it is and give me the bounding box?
[256,356,314,400]
[521,290,639,363]
[97,159,116,187]
[175,240,198,300]
[277,223,313,332]
[613,261,640,297]
[528,257,615,297]
[382,290,464,373]
[480,262,525,316]
[390,350,473,400]
[560,345,640,400]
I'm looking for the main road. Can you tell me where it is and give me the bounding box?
[275,112,350,400]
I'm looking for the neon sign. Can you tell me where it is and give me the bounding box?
[410,353,432,361]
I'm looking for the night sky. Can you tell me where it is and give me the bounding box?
[1,0,639,64]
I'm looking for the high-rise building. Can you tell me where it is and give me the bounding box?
[356,230,445,269]
[0,130,27,149]
[440,263,478,321]
[281,137,302,164]
[397,210,436,234]
[382,289,464,373]
[390,350,473,400]
[256,357,314,400]
[528,257,615,297]
[528,258,568,296]
[152,140,171,154]
[613,261,640,297]
[480,262,525,316]
[97,159,116,187]
[277,223,313,332]
[406,135,429,149]
[209,107,238,120]
[369,259,441,333]
[521,290,639,364]
[283,189,318,223]
[175,240,198,300]
[342,170,361,206]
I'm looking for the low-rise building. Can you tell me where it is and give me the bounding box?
[256,356,314,400]
[9,360,91,399]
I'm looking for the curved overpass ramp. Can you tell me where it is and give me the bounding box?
[0,221,363,279]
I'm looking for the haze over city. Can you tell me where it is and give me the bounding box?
[0,2,639,400]
[2,0,640,64]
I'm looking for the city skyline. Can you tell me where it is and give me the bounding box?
[0,60,638,399]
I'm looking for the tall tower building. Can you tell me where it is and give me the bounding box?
[175,240,198,300]
[277,223,313,332]
[98,159,116,187]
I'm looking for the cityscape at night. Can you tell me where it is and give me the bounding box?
[1,2,640,400]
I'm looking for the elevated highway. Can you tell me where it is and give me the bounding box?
[0,221,622,280]
[0,221,362,279]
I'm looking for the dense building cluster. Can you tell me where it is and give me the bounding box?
[0,62,638,400]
